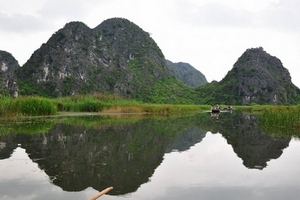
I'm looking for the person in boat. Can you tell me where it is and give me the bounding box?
[211,104,220,112]
[223,105,233,110]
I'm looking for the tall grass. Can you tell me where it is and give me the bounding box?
[0,93,213,118]
[52,93,139,112]
[52,93,210,114]
[259,106,300,136]
[0,96,57,117]
[141,104,210,115]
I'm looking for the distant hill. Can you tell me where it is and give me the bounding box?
[15,18,199,103]
[166,60,207,87]
[197,47,300,105]
[0,50,19,97]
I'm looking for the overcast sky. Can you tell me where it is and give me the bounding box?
[1,0,300,87]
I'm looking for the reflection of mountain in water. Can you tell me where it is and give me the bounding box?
[0,115,205,195]
[165,127,206,153]
[199,111,291,169]
[229,114,290,169]
[0,112,293,195]
[2,123,164,195]
[0,141,15,159]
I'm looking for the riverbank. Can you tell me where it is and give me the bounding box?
[0,94,211,118]
[1,95,299,120]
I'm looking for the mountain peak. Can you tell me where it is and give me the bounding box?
[223,47,299,104]
[197,47,300,105]
[63,21,90,30]
[15,18,199,103]
[166,60,207,87]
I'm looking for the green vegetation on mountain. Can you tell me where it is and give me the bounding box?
[166,60,207,87]
[197,47,300,105]
[14,18,200,104]
[1,18,300,105]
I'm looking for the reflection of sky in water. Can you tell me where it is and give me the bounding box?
[0,147,96,200]
[1,133,300,200]
[115,133,300,200]
[0,147,47,181]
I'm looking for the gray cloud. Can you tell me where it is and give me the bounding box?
[172,0,300,33]
[192,3,253,27]
[261,0,300,32]
[36,0,91,22]
[171,1,254,28]
[0,12,51,33]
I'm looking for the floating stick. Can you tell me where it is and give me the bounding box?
[88,187,113,200]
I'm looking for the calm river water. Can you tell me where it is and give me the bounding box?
[1,111,300,200]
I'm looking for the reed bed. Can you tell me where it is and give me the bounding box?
[52,94,210,114]
[0,93,219,118]
[0,96,57,117]
[259,106,300,136]
[52,93,140,112]
[1,93,299,118]
[141,104,210,115]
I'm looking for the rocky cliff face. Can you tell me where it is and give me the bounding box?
[197,47,300,105]
[166,60,207,87]
[16,18,177,100]
[0,50,19,97]
[228,47,300,104]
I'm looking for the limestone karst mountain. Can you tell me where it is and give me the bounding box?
[1,18,300,105]
[197,47,300,105]
[15,18,198,103]
[0,50,19,97]
[166,60,207,87]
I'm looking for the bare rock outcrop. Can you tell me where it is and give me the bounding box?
[0,50,19,97]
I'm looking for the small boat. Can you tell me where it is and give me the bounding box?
[211,104,221,113]
[223,105,233,111]
[211,108,220,113]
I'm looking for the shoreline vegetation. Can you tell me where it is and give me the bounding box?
[1,94,300,135]
[259,105,300,137]
[0,94,299,117]
[0,94,213,118]
[0,94,300,139]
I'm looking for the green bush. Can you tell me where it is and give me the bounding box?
[78,100,105,112]
[0,96,57,117]
[16,97,57,115]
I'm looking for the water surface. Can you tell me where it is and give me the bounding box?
[0,111,300,200]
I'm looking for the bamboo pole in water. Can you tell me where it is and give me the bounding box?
[88,187,113,200]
